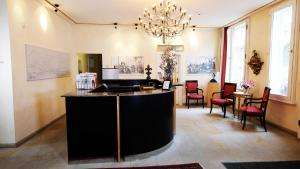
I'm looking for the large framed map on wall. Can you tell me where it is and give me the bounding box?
[25,44,70,81]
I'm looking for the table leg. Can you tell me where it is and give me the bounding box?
[237,97,241,119]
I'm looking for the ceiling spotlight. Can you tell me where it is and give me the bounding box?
[192,25,196,31]
[54,4,59,12]
[134,23,138,30]
[114,23,118,29]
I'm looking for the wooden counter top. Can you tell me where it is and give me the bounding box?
[62,88,174,97]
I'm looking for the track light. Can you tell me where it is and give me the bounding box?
[54,4,59,12]
[114,23,118,29]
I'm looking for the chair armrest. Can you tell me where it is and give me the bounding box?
[244,97,262,104]
[224,93,234,99]
[246,100,266,106]
[247,97,263,100]
[198,88,204,94]
[212,91,222,98]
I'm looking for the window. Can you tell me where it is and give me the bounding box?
[269,1,296,103]
[226,21,247,86]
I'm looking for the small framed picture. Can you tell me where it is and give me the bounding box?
[162,81,171,90]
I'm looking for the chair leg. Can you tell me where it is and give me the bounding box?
[259,117,263,126]
[202,97,204,108]
[197,99,198,105]
[263,116,267,132]
[232,104,235,118]
[187,98,190,109]
[240,112,243,123]
[209,102,213,114]
[223,106,226,118]
[243,115,246,130]
[186,97,188,106]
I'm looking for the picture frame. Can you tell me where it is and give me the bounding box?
[186,56,215,74]
[113,56,144,75]
[162,80,171,90]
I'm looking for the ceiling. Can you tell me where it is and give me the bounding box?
[48,0,274,27]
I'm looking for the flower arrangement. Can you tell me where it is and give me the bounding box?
[240,80,255,93]
[160,47,177,81]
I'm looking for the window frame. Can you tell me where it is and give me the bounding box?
[225,20,249,87]
[268,0,297,104]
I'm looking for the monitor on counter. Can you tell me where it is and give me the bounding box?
[102,68,119,80]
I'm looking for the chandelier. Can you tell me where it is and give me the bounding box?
[138,0,191,44]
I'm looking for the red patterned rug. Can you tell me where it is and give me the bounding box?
[94,163,203,169]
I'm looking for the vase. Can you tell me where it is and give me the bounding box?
[163,72,172,81]
[243,88,249,94]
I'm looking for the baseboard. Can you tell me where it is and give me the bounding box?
[0,114,65,148]
[243,115,298,137]
[0,143,17,148]
[266,120,298,137]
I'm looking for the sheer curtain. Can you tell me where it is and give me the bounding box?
[225,22,247,87]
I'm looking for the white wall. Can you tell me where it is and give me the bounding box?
[7,0,74,143]
[73,25,220,103]
[0,0,16,144]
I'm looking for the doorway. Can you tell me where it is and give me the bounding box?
[78,53,102,83]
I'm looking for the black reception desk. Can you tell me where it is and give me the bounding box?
[62,82,175,161]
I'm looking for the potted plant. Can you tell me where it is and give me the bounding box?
[240,80,255,94]
[159,47,177,81]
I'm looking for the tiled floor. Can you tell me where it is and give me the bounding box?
[0,107,300,169]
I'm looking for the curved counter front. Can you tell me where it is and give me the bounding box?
[62,89,175,161]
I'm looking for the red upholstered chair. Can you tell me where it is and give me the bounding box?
[240,87,271,132]
[185,80,204,109]
[209,82,236,118]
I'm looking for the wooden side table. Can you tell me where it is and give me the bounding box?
[207,82,220,107]
[173,83,184,106]
[233,91,253,118]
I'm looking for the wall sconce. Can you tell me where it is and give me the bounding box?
[135,23,138,30]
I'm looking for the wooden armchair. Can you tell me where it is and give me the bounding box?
[209,82,237,118]
[185,80,204,109]
[240,87,271,132]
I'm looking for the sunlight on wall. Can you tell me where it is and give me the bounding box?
[39,7,48,32]
[13,2,25,28]
[187,31,200,48]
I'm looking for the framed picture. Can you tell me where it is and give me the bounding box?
[113,56,144,75]
[186,56,215,74]
[162,81,171,90]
